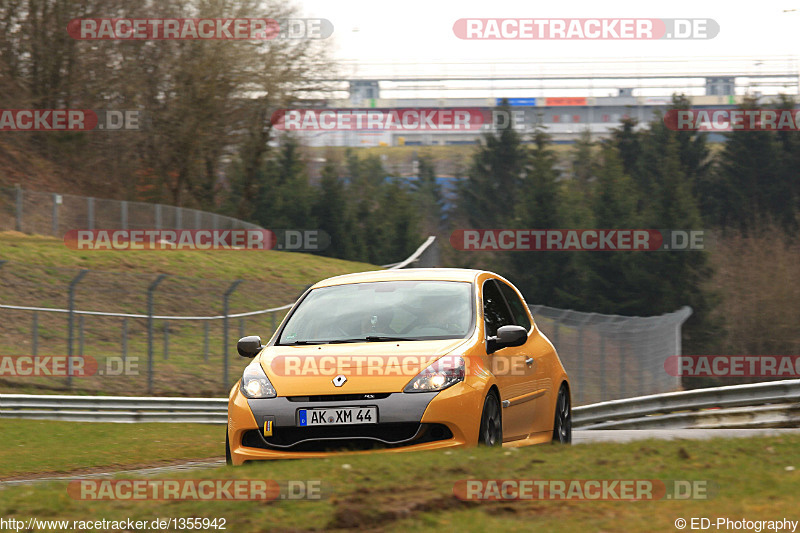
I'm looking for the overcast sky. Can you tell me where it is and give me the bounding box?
[296,0,799,70]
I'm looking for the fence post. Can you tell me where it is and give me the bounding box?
[599,330,607,401]
[155,204,162,230]
[52,193,60,236]
[14,185,22,232]
[87,197,95,230]
[32,311,38,356]
[619,338,627,399]
[79,315,85,356]
[67,269,89,388]
[147,274,167,394]
[576,321,584,406]
[121,201,128,230]
[122,318,128,363]
[204,322,209,362]
[222,280,244,389]
[163,321,169,360]
[176,208,182,230]
[194,210,201,229]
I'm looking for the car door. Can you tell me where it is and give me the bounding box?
[496,279,552,437]
[482,278,536,441]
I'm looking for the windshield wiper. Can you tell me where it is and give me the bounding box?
[282,336,420,345]
[364,335,417,342]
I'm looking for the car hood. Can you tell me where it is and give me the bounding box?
[259,339,468,395]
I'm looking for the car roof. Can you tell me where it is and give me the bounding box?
[312,268,489,288]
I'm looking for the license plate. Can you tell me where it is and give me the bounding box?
[298,406,377,426]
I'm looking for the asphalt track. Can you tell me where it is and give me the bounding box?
[3,429,800,487]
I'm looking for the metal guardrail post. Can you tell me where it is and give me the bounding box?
[147,274,167,394]
[222,280,244,389]
[67,269,89,388]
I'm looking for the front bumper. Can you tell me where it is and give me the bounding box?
[227,383,483,463]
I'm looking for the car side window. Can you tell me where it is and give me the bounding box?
[482,279,514,337]
[497,280,532,331]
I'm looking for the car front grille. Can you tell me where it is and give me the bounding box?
[286,393,391,402]
[241,423,453,452]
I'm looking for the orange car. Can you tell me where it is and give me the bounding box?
[226,268,571,464]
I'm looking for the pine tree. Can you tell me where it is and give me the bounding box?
[640,124,720,354]
[579,144,650,314]
[412,153,444,235]
[313,162,353,259]
[711,96,782,232]
[507,125,572,306]
[457,100,526,230]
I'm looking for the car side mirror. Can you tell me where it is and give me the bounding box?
[237,335,263,358]
[488,325,527,353]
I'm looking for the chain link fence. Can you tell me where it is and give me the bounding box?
[0,186,262,237]
[0,261,304,396]
[530,305,692,405]
[0,258,691,403]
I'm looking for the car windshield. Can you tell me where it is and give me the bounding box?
[277,280,474,344]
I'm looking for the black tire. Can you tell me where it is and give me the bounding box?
[225,430,233,466]
[478,391,502,446]
[552,385,572,444]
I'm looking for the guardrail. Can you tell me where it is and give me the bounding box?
[2,379,799,428]
[572,378,800,429]
[0,394,228,424]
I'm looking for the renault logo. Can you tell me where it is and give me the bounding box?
[332,374,347,387]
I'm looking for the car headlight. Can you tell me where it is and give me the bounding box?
[404,356,465,393]
[240,361,277,399]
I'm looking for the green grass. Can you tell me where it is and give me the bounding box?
[0,231,376,284]
[0,434,798,532]
[0,420,222,478]
[0,232,380,396]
